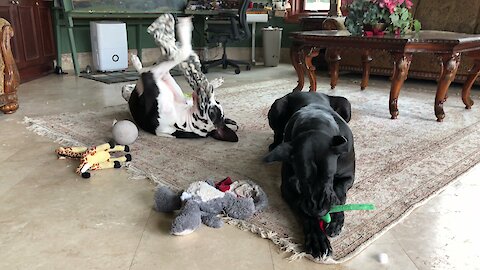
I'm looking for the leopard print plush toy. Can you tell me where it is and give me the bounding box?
[55,142,132,178]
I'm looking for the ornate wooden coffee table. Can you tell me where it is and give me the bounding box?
[290,30,480,122]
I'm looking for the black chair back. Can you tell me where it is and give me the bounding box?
[237,0,251,40]
[201,0,253,74]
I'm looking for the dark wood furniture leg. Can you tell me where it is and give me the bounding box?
[326,48,341,89]
[0,93,18,114]
[304,47,320,92]
[436,56,449,102]
[461,53,480,109]
[361,50,372,90]
[434,53,461,122]
[291,42,305,92]
[0,22,20,114]
[389,53,412,119]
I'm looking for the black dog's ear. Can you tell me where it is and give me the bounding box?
[263,142,292,163]
[210,124,239,142]
[331,135,348,155]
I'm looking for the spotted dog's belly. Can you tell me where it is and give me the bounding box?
[154,80,187,136]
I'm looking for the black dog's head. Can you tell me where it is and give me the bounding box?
[264,131,348,218]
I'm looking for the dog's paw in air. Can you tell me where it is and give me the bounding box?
[130,55,143,73]
[304,219,332,259]
[325,212,345,237]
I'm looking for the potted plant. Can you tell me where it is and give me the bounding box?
[387,1,422,35]
[344,0,421,36]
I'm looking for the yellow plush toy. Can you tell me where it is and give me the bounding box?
[55,142,132,178]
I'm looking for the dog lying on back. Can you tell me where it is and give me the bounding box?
[264,92,355,259]
[122,15,238,142]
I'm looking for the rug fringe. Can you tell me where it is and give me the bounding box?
[23,116,85,146]
[223,216,340,264]
[24,116,170,188]
[125,163,162,183]
[223,216,310,262]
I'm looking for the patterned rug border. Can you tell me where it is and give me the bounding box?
[21,77,480,264]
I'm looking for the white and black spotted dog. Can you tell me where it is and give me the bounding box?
[122,14,238,142]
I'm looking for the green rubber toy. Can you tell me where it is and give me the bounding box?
[320,204,376,223]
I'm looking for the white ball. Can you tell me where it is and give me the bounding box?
[378,253,389,264]
[112,120,138,145]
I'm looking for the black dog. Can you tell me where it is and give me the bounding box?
[264,92,355,259]
[267,92,351,151]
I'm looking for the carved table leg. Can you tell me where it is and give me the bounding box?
[389,53,412,119]
[436,57,449,103]
[326,48,341,89]
[435,53,460,122]
[290,42,305,92]
[0,93,18,114]
[304,47,320,92]
[0,23,20,114]
[361,50,372,90]
[461,59,480,109]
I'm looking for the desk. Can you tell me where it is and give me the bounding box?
[184,9,238,15]
[185,9,268,64]
[290,30,480,122]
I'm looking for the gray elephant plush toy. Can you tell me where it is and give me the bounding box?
[154,178,268,235]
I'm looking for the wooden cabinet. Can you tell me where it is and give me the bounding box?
[0,0,55,83]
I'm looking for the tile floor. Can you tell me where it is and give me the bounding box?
[1,65,479,270]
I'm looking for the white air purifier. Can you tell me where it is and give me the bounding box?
[90,21,128,72]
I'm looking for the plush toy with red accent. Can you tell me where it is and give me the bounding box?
[154,177,268,235]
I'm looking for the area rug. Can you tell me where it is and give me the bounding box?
[24,78,480,263]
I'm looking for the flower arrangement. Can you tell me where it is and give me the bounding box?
[344,0,421,36]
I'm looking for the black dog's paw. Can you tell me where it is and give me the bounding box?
[304,219,332,259]
[326,212,345,237]
[268,142,279,151]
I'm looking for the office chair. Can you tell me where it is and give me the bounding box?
[201,0,251,74]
